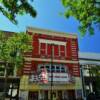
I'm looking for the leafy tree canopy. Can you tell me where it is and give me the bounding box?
[61,0,100,36]
[0,31,32,68]
[7,32,32,67]
[0,0,36,24]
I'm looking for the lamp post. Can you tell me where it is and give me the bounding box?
[80,65,86,99]
[50,44,54,100]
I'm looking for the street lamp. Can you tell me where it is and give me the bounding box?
[50,44,54,100]
[80,65,86,100]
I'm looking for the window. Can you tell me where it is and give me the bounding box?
[40,66,44,69]
[56,66,60,72]
[0,65,5,76]
[47,44,52,56]
[40,43,46,55]
[61,67,66,72]
[60,45,65,57]
[51,65,55,72]
[54,45,59,56]
[39,64,67,73]
[0,64,13,76]
[46,66,50,72]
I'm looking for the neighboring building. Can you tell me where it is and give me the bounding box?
[0,31,20,99]
[79,52,100,98]
[19,27,82,100]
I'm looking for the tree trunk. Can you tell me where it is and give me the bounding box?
[13,64,17,77]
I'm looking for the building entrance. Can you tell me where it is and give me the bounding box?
[28,91,38,100]
[28,90,75,100]
[38,90,75,100]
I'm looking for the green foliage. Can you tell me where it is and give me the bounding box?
[0,0,37,24]
[0,31,32,70]
[89,65,100,76]
[0,32,10,61]
[61,0,100,36]
[89,66,100,91]
[7,32,32,67]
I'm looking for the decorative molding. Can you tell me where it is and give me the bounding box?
[27,27,77,39]
[25,57,79,64]
[39,39,66,45]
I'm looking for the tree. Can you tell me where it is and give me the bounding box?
[61,0,100,36]
[7,32,32,75]
[0,32,10,99]
[0,0,36,24]
[0,32,32,75]
[0,31,32,99]
[89,65,100,94]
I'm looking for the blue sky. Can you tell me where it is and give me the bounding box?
[0,0,100,53]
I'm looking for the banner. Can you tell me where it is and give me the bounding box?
[29,68,48,84]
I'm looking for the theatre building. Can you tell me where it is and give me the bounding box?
[19,27,82,100]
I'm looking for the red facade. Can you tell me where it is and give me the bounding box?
[23,32,80,78]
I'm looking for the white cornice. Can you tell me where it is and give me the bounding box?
[39,39,66,45]
[27,27,77,39]
[25,57,79,64]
